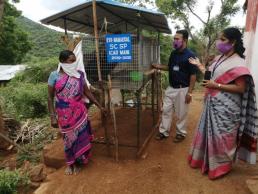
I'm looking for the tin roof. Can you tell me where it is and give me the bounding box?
[0,65,26,81]
[40,0,171,34]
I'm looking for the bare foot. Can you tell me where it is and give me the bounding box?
[73,164,81,175]
[65,166,73,175]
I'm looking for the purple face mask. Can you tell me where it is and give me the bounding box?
[216,40,233,54]
[173,40,183,49]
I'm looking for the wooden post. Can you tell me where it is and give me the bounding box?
[64,17,68,35]
[151,73,155,126]
[108,75,119,162]
[92,0,110,155]
[92,0,102,81]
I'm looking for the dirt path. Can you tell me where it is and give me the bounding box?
[35,92,257,194]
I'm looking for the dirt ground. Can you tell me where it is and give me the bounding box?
[34,92,258,194]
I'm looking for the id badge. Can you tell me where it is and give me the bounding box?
[173,65,179,71]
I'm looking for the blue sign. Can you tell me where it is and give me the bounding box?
[105,34,132,63]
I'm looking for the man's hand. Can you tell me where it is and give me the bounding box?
[152,64,160,69]
[151,64,169,71]
[185,93,192,104]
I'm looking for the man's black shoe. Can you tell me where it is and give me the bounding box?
[155,133,167,140]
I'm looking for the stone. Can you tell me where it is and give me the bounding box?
[246,178,258,194]
[29,181,41,189]
[43,139,65,169]
[45,167,56,174]
[141,152,148,159]
[29,164,47,182]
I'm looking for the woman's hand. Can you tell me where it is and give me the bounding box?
[50,116,58,128]
[189,57,201,66]
[189,57,205,73]
[202,80,219,89]
[100,107,108,116]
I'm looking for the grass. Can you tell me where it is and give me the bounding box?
[0,169,29,194]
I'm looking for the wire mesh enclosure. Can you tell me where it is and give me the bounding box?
[92,72,162,158]
[82,35,160,90]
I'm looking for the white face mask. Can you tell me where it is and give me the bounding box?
[57,61,80,78]
[61,61,77,69]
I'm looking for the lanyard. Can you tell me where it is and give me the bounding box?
[212,53,235,76]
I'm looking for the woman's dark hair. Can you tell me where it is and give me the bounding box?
[59,50,75,62]
[222,27,245,58]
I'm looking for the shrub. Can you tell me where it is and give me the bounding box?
[0,83,48,120]
[0,57,58,119]
[12,57,58,84]
[0,169,29,194]
[16,118,55,166]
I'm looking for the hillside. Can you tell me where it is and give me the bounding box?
[16,16,66,59]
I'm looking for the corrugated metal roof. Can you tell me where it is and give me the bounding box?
[0,65,26,81]
[40,0,171,34]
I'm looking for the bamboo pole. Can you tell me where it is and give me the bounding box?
[136,118,160,158]
[137,73,162,158]
[92,0,110,155]
[108,75,119,162]
[92,0,102,81]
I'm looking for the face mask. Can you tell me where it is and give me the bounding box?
[58,61,80,78]
[62,61,77,67]
[216,40,233,54]
[61,61,77,71]
[173,40,183,49]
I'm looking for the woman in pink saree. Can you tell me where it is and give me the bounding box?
[188,27,258,179]
[48,50,105,175]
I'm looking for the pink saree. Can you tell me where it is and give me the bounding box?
[55,71,93,166]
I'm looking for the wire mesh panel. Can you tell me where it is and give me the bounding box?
[82,35,160,90]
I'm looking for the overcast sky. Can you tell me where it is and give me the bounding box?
[14,0,247,33]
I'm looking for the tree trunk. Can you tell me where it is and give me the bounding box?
[0,106,3,133]
[0,0,5,22]
[202,34,212,66]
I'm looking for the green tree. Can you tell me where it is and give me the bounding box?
[16,16,65,61]
[0,0,19,23]
[120,0,240,60]
[155,0,240,60]
[0,0,31,64]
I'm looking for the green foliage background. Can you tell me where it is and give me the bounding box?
[0,58,58,120]
[16,16,65,62]
[0,1,31,64]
